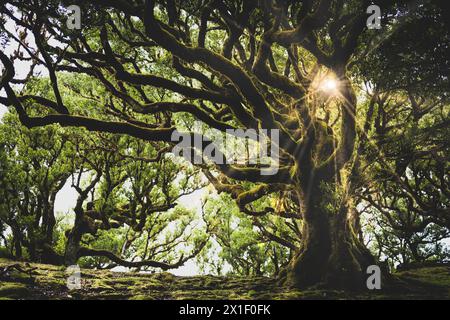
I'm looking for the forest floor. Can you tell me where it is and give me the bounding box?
[0,258,450,300]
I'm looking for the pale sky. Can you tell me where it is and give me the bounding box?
[0,105,6,119]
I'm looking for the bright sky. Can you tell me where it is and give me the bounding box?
[0,105,6,119]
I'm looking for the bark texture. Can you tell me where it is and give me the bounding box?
[283,178,375,290]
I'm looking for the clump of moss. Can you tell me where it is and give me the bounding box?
[398,266,450,287]
[0,282,31,299]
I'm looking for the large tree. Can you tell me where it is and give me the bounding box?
[0,0,448,289]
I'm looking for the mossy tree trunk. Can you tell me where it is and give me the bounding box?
[64,173,101,266]
[64,194,87,265]
[10,222,23,259]
[283,174,375,290]
[64,210,83,266]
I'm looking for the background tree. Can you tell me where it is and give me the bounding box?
[357,87,449,269]
[0,112,72,263]
[0,74,210,270]
[198,193,294,277]
[0,0,448,289]
[67,133,209,269]
[355,2,450,269]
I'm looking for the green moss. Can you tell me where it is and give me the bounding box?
[397,267,450,287]
[247,289,257,297]
[0,248,13,259]
[0,258,12,264]
[129,294,155,300]
[1,258,449,300]
[0,283,31,299]
[153,272,176,283]
[88,279,116,291]
[171,289,238,300]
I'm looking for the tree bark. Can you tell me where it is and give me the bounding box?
[282,179,375,290]
[64,202,85,265]
[64,227,81,266]
[11,227,22,259]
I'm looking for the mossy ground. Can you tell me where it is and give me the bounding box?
[0,258,449,300]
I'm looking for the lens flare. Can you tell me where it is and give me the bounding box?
[320,77,339,93]
[321,79,338,91]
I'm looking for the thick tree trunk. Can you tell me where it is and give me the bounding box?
[39,201,61,264]
[282,183,376,290]
[64,229,81,266]
[27,230,37,261]
[64,210,84,265]
[64,204,98,265]
[44,200,56,245]
[11,229,22,259]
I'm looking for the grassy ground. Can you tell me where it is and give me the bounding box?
[1,258,449,300]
